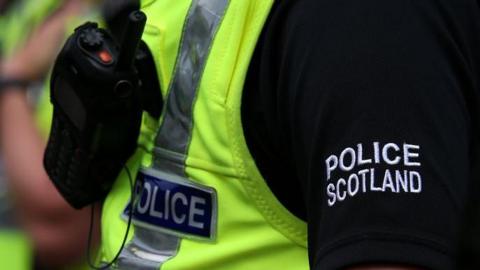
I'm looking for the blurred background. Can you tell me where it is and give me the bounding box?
[0,0,136,269]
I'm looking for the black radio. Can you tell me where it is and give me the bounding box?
[44,11,159,209]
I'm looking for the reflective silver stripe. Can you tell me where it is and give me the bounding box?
[114,0,229,269]
[154,0,229,175]
[115,229,179,270]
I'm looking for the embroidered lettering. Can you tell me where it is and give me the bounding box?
[325,142,423,206]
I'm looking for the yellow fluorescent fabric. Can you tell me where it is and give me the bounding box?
[0,231,31,270]
[101,0,309,269]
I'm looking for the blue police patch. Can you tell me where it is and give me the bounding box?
[123,168,217,241]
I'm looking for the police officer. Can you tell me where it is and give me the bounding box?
[78,0,480,269]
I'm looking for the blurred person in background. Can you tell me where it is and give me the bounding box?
[0,0,108,268]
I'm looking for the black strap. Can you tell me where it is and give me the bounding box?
[0,77,30,91]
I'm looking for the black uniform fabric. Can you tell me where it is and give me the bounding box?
[242,0,480,269]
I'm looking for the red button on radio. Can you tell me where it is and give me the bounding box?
[97,50,113,64]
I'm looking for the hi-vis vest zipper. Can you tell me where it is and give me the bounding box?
[99,0,308,269]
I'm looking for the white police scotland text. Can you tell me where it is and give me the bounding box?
[325,142,422,207]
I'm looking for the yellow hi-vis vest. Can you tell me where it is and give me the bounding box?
[100,0,309,269]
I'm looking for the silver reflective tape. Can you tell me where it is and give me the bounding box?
[154,0,230,174]
[114,228,180,270]
[115,0,229,269]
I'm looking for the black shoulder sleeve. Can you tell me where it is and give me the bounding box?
[243,0,480,269]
